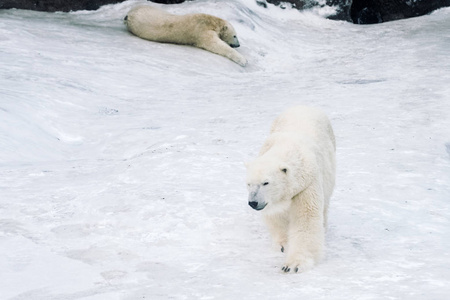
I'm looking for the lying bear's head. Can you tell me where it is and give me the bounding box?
[220,22,240,48]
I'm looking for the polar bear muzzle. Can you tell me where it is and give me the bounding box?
[249,201,267,210]
[248,185,268,211]
[230,36,240,48]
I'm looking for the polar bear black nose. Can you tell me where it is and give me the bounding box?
[249,201,259,209]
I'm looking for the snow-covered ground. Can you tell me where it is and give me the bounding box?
[1,0,450,299]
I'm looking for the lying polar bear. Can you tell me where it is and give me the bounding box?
[124,5,247,66]
[246,106,336,273]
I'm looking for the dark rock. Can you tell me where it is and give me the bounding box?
[148,0,187,3]
[263,0,450,24]
[0,0,189,12]
[256,0,268,8]
[266,0,307,9]
[350,0,450,24]
[0,0,448,25]
[354,6,382,24]
[0,0,125,12]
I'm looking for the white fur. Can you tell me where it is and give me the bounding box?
[124,5,247,66]
[246,105,336,273]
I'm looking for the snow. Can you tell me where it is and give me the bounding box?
[1,0,450,299]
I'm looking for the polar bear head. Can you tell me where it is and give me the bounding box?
[245,157,292,213]
[245,138,314,214]
[219,22,240,48]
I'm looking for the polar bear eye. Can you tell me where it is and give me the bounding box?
[263,182,269,186]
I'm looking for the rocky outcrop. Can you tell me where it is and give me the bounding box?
[350,0,450,24]
[262,0,450,24]
[1,0,449,24]
[0,0,188,12]
[148,0,187,3]
[0,0,124,12]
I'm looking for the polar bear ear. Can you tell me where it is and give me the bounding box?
[281,168,288,174]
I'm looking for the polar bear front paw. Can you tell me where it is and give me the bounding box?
[281,256,315,273]
[229,51,247,67]
[235,55,247,67]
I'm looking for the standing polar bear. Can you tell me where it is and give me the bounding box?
[124,5,247,66]
[246,106,336,273]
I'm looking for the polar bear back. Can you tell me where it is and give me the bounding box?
[125,6,198,45]
[270,106,336,150]
[270,106,336,202]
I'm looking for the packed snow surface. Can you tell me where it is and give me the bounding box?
[1,0,450,299]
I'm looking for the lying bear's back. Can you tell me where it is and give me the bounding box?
[125,6,191,44]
